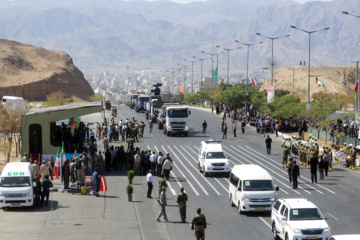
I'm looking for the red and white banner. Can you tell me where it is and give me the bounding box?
[267,86,275,103]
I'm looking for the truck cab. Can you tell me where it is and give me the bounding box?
[130,94,138,109]
[161,105,191,137]
[135,95,149,112]
[198,140,231,177]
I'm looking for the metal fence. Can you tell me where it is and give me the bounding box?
[307,127,357,145]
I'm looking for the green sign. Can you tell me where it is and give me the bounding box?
[7,172,25,176]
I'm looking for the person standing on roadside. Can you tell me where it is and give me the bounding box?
[265,135,272,154]
[92,168,101,197]
[134,151,141,176]
[191,208,207,240]
[309,154,318,184]
[158,174,168,198]
[275,122,279,137]
[147,169,154,198]
[221,119,225,132]
[156,187,168,222]
[149,118,153,133]
[222,123,227,139]
[177,187,188,223]
[162,154,173,181]
[292,161,300,189]
[157,152,163,177]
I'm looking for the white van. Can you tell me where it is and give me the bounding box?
[198,140,231,177]
[229,165,279,213]
[1,96,26,110]
[0,162,35,208]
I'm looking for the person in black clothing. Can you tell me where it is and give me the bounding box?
[105,147,112,172]
[292,161,300,189]
[41,175,53,207]
[202,120,207,134]
[33,174,42,208]
[309,154,318,184]
[265,135,272,154]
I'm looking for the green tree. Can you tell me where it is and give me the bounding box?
[89,94,105,102]
[346,69,356,84]
[42,91,71,107]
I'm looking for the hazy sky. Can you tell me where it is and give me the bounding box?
[137,0,334,3]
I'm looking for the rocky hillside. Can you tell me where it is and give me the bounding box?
[260,65,355,101]
[0,39,94,101]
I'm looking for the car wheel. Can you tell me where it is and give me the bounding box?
[238,201,243,214]
[166,131,170,136]
[204,170,209,177]
[272,222,279,240]
[198,162,202,173]
[230,194,235,207]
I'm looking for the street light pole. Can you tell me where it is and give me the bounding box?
[234,40,263,110]
[342,11,360,18]
[256,33,290,86]
[184,59,196,93]
[193,56,206,92]
[202,51,216,85]
[290,25,330,109]
[216,46,241,85]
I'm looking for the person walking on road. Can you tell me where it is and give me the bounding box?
[221,119,225,132]
[149,119,153,133]
[156,187,168,222]
[265,135,272,154]
[222,123,227,139]
[292,161,300,189]
[41,175,53,207]
[191,207,207,240]
[146,169,154,198]
[202,120,207,134]
[177,187,188,223]
[232,120,237,137]
[309,154,318,184]
[286,157,294,183]
[318,155,325,180]
[323,151,330,177]
[158,174,168,198]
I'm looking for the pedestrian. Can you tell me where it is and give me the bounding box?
[275,122,279,137]
[191,208,207,240]
[309,154,318,184]
[221,119,224,132]
[222,123,227,139]
[33,174,42,208]
[92,168,101,197]
[41,174,53,207]
[265,135,272,154]
[162,154,173,181]
[149,119,153,133]
[156,187,168,222]
[211,105,214,115]
[79,159,87,186]
[158,174,168,198]
[48,156,55,180]
[177,187,188,223]
[202,120,207,134]
[147,169,154,198]
[232,120,237,137]
[70,158,77,187]
[150,151,157,175]
[241,118,246,134]
[286,157,294,183]
[292,160,300,189]
[62,160,70,190]
[97,151,104,174]
[157,152,163,177]
[134,151,141,175]
[323,150,330,177]
[319,155,325,180]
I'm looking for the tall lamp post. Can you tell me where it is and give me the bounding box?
[177,63,188,95]
[202,50,217,79]
[256,33,290,86]
[216,46,241,85]
[193,56,206,92]
[234,40,263,110]
[290,25,330,109]
[342,11,360,18]
[184,59,196,93]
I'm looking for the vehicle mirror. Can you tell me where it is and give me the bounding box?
[32,182,37,187]
[324,215,329,220]
[237,186,241,191]
[281,216,286,221]
[276,186,279,191]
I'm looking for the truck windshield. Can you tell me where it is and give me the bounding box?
[0,177,31,187]
[168,109,188,118]
[132,95,138,99]
[139,97,149,102]
[243,180,274,191]
[206,152,226,159]
[289,208,323,221]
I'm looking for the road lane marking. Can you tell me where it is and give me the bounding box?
[244,145,335,195]
[326,212,339,220]
[162,146,200,196]
[259,217,271,229]
[224,146,298,195]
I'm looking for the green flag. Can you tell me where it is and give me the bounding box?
[212,59,218,82]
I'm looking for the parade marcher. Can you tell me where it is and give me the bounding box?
[158,174,168,198]
[265,135,272,154]
[232,120,237,137]
[281,137,291,168]
[292,161,300,189]
[222,123,227,139]
[62,160,70,189]
[286,157,294,183]
[92,168,101,197]
[350,144,357,170]
[156,187,168,222]
[31,160,40,179]
[41,175,53,207]
[191,208,207,240]
[202,120,207,134]
[147,169,154,198]
[177,187,188,223]
[70,158,77,187]
[309,154,318,184]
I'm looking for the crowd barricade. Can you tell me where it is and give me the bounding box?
[306,127,357,145]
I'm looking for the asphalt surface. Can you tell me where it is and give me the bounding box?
[1,105,359,240]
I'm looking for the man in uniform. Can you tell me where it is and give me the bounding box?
[281,137,291,168]
[41,175,53,207]
[202,120,207,134]
[298,143,304,165]
[350,144,357,170]
[70,158,77,187]
[156,187,168,222]
[221,119,225,132]
[40,160,51,180]
[176,187,188,223]
[191,208,207,240]
[222,123,227,139]
[31,160,40,179]
[158,174,168,198]
[345,144,351,167]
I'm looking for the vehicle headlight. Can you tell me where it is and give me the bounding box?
[185,126,189,131]
[206,162,212,166]
[270,197,276,202]
[225,162,230,166]
[27,192,33,196]
[241,198,249,203]
[167,126,171,130]
[324,227,331,233]
[292,228,301,234]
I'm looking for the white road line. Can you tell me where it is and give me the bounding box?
[178,146,222,194]
[326,212,339,221]
[244,145,336,195]
[338,184,354,193]
[167,145,208,195]
[259,217,271,229]
[162,146,200,196]
[224,146,297,195]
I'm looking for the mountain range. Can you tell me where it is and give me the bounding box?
[0,0,359,72]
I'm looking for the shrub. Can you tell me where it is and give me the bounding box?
[126,184,133,195]
[128,170,135,179]
[126,163,131,171]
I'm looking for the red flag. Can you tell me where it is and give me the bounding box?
[220,79,225,85]
[252,78,257,87]
[355,82,359,92]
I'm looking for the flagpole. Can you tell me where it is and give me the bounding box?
[60,149,63,192]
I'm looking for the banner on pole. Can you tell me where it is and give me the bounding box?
[267,86,275,103]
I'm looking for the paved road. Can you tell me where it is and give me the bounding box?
[1,105,359,240]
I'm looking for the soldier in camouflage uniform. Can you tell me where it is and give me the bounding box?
[191,208,207,240]
[177,187,188,223]
[349,144,357,170]
[305,146,311,168]
[281,137,291,168]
